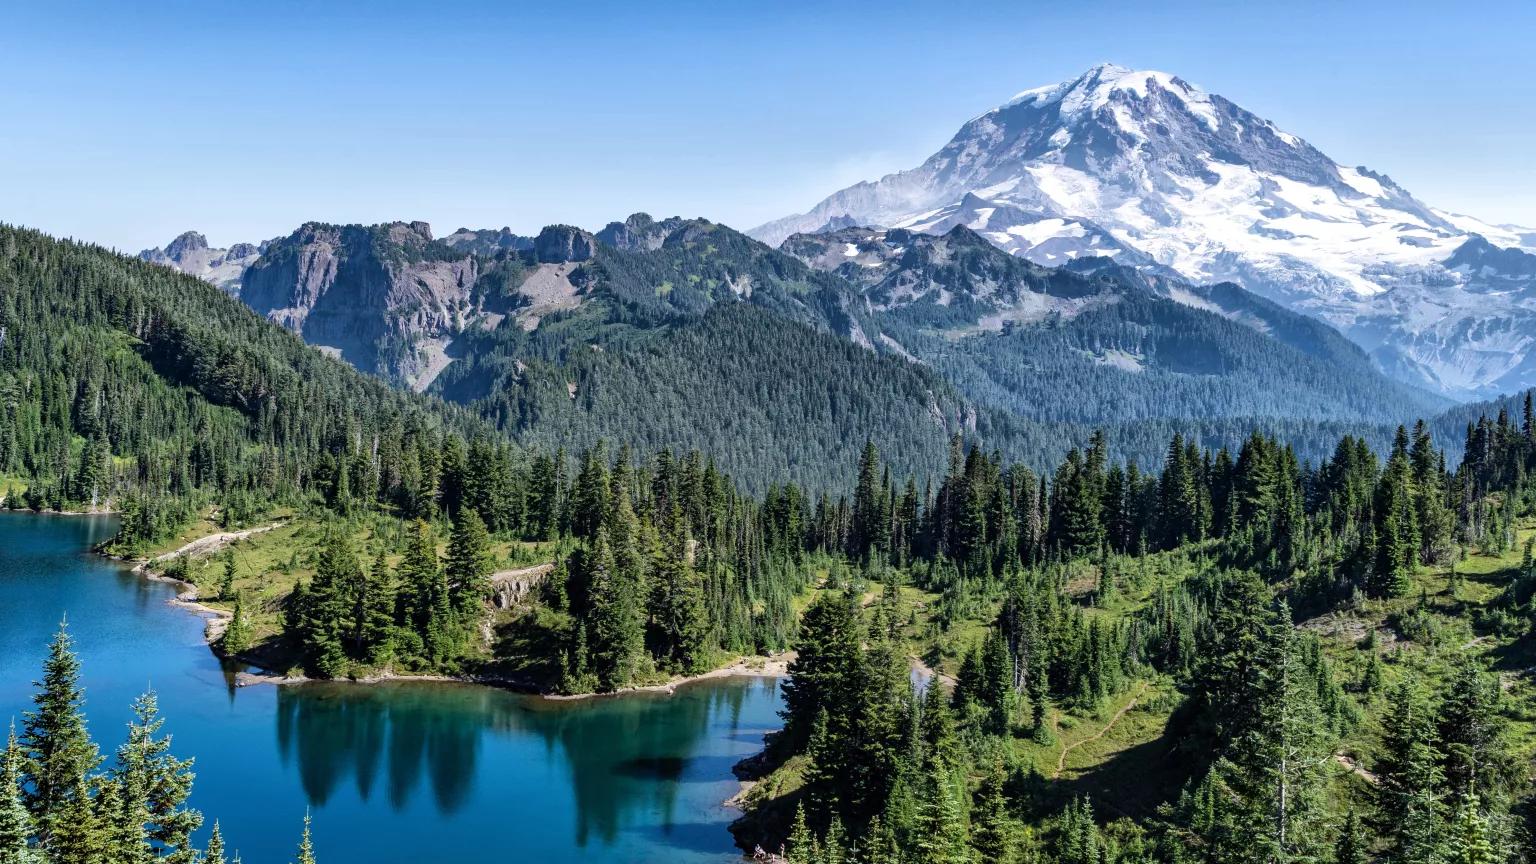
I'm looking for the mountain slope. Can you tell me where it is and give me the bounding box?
[753,63,1536,400]
[781,224,1446,425]
[0,223,489,517]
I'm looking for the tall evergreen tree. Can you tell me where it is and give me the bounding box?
[445,508,494,617]
[0,725,30,863]
[20,622,101,847]
[113,691,200,864]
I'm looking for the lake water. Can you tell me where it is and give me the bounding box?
[0,512,782,863]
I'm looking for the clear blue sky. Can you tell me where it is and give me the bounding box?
[4,0,1533,252]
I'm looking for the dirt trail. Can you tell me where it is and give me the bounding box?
[907,655,957,688]
[133,522,285,573]
[1054,682,1148,779]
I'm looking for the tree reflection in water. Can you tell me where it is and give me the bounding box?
[273,676,777,848]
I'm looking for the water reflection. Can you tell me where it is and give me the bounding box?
[273,677,778,847]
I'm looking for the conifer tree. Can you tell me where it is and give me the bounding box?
[971,760,1017,863]
[1447,794,1495,864]
[97,778,147,864]
[1333,810,1367,864]
[293,811,316,864]
[114,691,200,863]
[46,775,104,864]
[203,821,227,864]
[221,594,251,657]
[649,510,708,673]
[0,724,30,863]
[217,550,236,602]
[786,802,817,864]
[445,508,494,617]
[585,526,643,690]
[1376,681,1448,864]
[20,622,101,846]
[914,755,970,864]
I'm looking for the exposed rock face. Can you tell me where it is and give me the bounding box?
[533,225,596,263]
[239,221,481,382]
[439,227,535,256]
[139,231,266,295]
[595,213,691,252]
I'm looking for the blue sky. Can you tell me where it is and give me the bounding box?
[3,0,1532,251]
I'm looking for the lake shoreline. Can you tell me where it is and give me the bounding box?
[228,652,793,701]
[107,519,793,703]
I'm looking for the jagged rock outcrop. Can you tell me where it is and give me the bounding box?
[238,221,480,381]
[595,213,691,252]
[139,231,266,295]
[440,227,536,256]
[533,225,596,263]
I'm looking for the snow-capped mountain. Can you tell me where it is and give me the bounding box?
[751,63,1536,400]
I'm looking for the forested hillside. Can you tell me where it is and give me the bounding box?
[783,224,1446,426]
[8,218,1536,864]
[725,408,1536,864]
[143,212,1451,491]
[0,224,491,544]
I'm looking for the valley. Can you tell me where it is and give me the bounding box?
[4,21,1536,864]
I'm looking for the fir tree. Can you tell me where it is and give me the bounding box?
[0,724,30,863]
[786,802,818,864]
[1333,811,1367,864]
[217,551,236,602]
[913,755,970,864]
[113,691,200,863]
[221,594,251,657]
[203,821,227,864]
[971,760,1017,863]
[46,775,104,864]
[1447,794,1495,864]
[445,508,493,617]
[584,526,644,690]
[20,621,101,847]
[293,811,316,864]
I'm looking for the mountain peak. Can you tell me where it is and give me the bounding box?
[750,65,1536,399]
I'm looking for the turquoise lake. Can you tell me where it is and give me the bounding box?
[0,512,782,863]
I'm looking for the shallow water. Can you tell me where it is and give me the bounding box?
[0,512,781,863]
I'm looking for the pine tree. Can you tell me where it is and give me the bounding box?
[221,594,251,657]
[0,724,30,863]
[445,508,493,617]
[1333,811,1367,864]
[203,821,227,864]
[114,691,200,863]
[293,811,316,864]
[1447,794,1495,864]
[20,621,101,846]
[971,760,1017,863]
